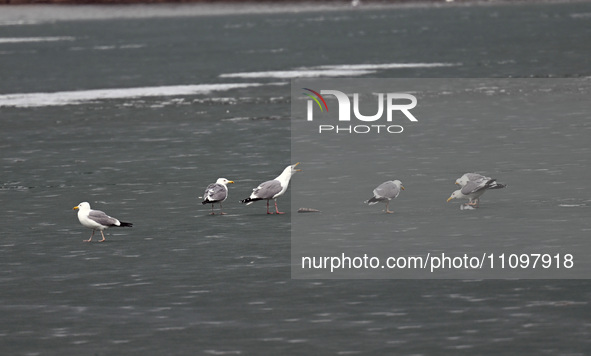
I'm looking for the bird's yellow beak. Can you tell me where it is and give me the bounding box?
[446,197,453,202]
[294,162,302,171]
[455,182,459,185]
[401,186,405,190]
[228,180,235,184]
[73,206,79,210]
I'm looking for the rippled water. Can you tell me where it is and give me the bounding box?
[1,2,590,355]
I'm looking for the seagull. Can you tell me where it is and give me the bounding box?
[73,202,132,242]
[455,173,505,190]
[240,163,301,214]
[448,174,506,207]
[365,180,405,213]
[201,178,234,215]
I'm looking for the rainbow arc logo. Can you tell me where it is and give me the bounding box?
[302,88,328,112]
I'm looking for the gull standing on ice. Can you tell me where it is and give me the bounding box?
[365,180,405,213]
[448,173,506,207]
[201,178,234,215]
[240,163,301,214]
[73,202,132,242]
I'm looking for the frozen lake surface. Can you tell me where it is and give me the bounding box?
[1,2,590,354]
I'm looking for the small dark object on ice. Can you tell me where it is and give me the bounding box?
[298,208,320,213]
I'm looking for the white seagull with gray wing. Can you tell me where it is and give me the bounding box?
[201,178,234,215]
[240,163,301,214]
[365,180,405,213]
[448,172,506,207]
[73,202,132,242]
[455,173,505,190]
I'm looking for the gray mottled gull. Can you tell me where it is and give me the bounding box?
[73,202,132,242]
[364,180,405,213]
[201,178,234,215]
[240,163,301,214]
[448,173,506,207]
[455,173,505,190]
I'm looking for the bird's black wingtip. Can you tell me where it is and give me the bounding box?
[365,197,379,204]
[240,197,262,204]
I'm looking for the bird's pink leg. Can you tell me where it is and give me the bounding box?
[267,200,273,214]
[84,230,95,242]
[219,203,227,215]
[99,230,106,242]
[275,200,285,214]
[210,204,215,215]
[385,201,394,214]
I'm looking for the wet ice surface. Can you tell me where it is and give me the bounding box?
[1,2,591,355]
